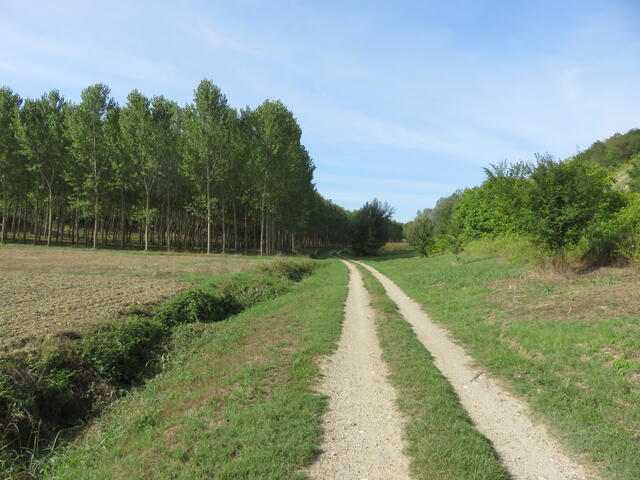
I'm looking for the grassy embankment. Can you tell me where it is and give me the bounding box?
[41,260,348,480]
[364,249,640,480]
[0,245,322,478]
[357,264,510,480]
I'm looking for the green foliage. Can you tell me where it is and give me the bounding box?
[1,80,351,253]
[216,273,290,310]
[574,128,640,169]
[525,156,624,252]
[628,153,640,193]
[387,220,404,242]
[405,213,434,256]
[583,194,640,265]
[350,198,394,255]
[257,258,316,282]
[454,161,532,240]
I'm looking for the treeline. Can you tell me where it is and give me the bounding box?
[406,129,640,266]
[0,81,351,254]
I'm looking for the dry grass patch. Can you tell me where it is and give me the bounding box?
[490,266,640,323]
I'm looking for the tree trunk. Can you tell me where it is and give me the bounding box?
[144,187,150,252]
[233,201,238,252]
[166,193,171,253]
[121,186,126,249]
[244,212,248,254]
[0,184,6,244]
[93,185,98,249]
[46,188,53,246]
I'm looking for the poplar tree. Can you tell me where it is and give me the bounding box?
[19,91,68,246]
[0,87,22,244]
[183,80,231,254]
[68,83,115,249]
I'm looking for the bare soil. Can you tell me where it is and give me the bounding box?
[0,245,259,351]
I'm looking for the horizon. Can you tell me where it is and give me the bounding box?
[2,0,639,221]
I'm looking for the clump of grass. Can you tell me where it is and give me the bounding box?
[257,257,316,282]
[357,265,510,480]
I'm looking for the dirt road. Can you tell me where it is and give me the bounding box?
[356,260,594,480]
[308,260,410,479]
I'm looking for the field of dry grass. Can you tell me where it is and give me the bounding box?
[0,244,262,351]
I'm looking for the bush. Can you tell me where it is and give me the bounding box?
[217,273,290,309]
[583,195,640,265]
[406,214,434,256]
[257,258,316,282]
[525,156,625,252]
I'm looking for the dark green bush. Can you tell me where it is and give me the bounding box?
[350,198,394,255]
[155,288,233,328]
[79,316,166,384]
[583,195,640,265]
[217,273,290,309]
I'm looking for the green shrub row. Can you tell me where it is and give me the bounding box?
[0,260,315,475]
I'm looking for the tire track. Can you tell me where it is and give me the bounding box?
[308,260,410,480]
[356,260,595,480]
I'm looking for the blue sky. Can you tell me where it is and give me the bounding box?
[2,0,639,221]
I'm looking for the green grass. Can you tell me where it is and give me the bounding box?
[42,260,348,480]
[364,252,640,480]
[357,264,510,480]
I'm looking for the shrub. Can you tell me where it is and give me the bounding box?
[405,214,434,256]
[217,273,290,309]
[583,195,640,265]
[257,258,316,282]
[525,156,625,252]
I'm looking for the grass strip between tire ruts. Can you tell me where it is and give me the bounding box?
[356,264,511,480]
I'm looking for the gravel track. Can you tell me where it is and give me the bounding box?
[357,260,595,480]
[308,260,410,480]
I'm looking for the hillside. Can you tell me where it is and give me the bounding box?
[574,128,640,191]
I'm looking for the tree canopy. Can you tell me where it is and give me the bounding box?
[0,80,351,253]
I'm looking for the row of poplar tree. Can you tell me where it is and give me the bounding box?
[0,80,351,254]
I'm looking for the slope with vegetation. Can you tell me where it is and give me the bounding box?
[405,128,640,268]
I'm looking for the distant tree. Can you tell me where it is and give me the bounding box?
[182,80,231,254]
[0,87,22,244]
[19,91,68,246]
[350,198,393,255]
[387,220,404,242]
[406,213,434,256]
[430,190,462,235]
[68,83,115,249]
